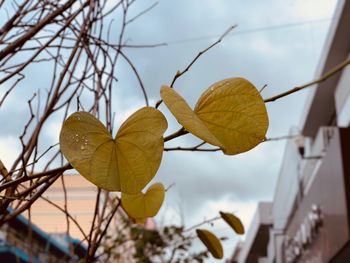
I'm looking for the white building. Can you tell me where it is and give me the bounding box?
[232,0,350,262]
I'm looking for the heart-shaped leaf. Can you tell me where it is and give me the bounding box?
[196,229,223,259]
[121,182,165,220]
[59,107,168,194]
[219,211,245,235]
[161,78,268,155]
[160,86,223,148]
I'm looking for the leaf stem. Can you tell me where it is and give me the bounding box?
[164,127,189,142]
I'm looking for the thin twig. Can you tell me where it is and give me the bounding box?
[125,2,158,25]
[264,134,301,141]
[164,134,303,152]
[40,195,88,240]
[184,216,221,233]
[165,183,175,192]
[0,164,72,193]
[155,25,237,108]
[0,0,79,61]
[0,195,30,201]
[264,57,350,103]
[163,127,188,142]
[119,50,149,106]
[89,200,121,261]
[259,84,268,93]
[164,141,220,152]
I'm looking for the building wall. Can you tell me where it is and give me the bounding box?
[28,174,136,261]
[0,214,83,263]
[234,1,350,262]
[3,225,66,262]
[272,133,302,231]
[8,174,138,262]
[27,174,98,240]
[335,54,350,126]
[301,0,350,137]
[282,128,350,263]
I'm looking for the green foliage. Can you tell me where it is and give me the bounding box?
[101,211,211,263]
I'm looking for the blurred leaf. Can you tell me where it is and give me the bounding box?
[161,78,269,155]
[134,218,148,225]
[219,211,245,235]
[122,183,165,220]
[196,229,223,259]
[59,107,167,193]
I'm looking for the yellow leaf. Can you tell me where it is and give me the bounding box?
[134,218,147,225]
[160,86,223,148]
[59,107,167,193]
[160,78,269,155]
[121,183,165,220]
[196,229,223,259]
[195,78,268,155]
[219,211,245,235]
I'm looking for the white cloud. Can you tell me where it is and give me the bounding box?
[46,121,61,143]
[290,0,337,20]
[0,136,21,169]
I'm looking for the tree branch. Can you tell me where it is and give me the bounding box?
[264,57,350,103]
[155,25,237,108]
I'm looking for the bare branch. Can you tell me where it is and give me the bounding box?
[184,215,221,233]
[155,25,237,108]
[125,2,158,25]
[264,57,350,103]
[0,0,81,61]
[164,127,189,142]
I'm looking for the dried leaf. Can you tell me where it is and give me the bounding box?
[219,211,245,235]
[196,229,223,259]
[59,107,167,193]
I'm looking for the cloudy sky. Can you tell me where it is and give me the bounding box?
[0,0,338,261]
